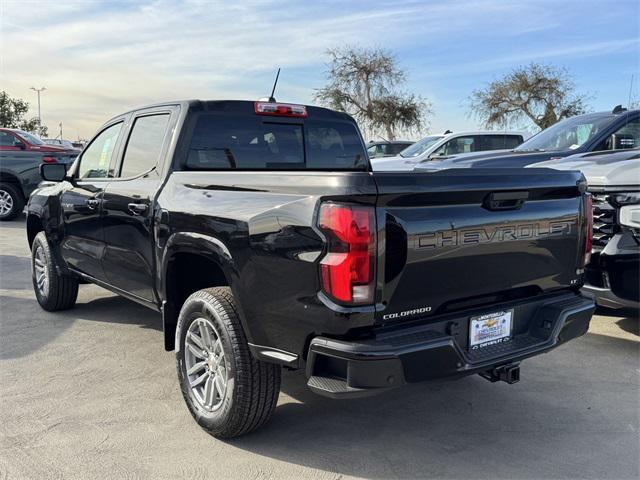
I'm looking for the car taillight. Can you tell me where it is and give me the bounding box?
[255,101,307,117]
[584,194,593,266]
[318,203,376,305]
[42,156,57,164]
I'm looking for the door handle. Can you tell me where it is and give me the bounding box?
[86,198,101,209]
[128,203,148,215]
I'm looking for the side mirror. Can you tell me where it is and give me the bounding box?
[14,141,25,150]
[612,133,635,150]
[40,163,67,182]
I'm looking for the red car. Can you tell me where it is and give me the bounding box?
[0,128,77,160]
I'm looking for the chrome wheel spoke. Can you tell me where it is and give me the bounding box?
[186,341,206,359]
[214,372,225,397]
[189,371,208,388]
[204,376,215,407]
[187,331,205,350]
[213,339,222,356]
[187,360,206,375]
[199,321,214,351]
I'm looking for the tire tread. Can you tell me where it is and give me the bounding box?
[177,287,280,438]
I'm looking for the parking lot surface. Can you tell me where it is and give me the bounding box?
[0,216,638,480]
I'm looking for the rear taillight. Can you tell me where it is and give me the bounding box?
[255,101,307,117]
[584,194,593,266]
[318,203,376,305]
[42,156,57,164]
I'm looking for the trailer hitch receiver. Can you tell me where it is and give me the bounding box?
[480,363,520,384]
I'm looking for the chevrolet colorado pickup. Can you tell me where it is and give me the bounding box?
[27,100,595,438]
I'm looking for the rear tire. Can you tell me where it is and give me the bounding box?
[176,287,281,438]
[31,231,79,311]
[0,182,24,221]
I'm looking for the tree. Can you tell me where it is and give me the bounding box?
[315,46,430,140]
[0,91,48,137]
[470,63,588,130]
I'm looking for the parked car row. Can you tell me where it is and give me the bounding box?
[43,138,83,153]
[405,106,639,312]
[370,130,528,171]
[0,127,79,220]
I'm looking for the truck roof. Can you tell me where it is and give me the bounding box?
[112,99,355,123]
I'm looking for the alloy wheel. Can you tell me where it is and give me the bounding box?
[0,190,14,217]
[184,317,228,412]
[34,246,49,297]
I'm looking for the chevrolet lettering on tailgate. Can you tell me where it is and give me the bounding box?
[417,220,574,249]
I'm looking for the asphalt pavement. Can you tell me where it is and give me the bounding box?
[1,215,638,480]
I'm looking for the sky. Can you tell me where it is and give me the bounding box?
[1,0,639,141]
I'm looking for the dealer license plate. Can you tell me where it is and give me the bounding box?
[469,310,513,350]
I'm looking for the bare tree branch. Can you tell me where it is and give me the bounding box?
[314,46,430,140]
[469,63,589,130]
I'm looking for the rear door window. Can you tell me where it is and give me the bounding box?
[119,114,170,178]
[185,115,367,170]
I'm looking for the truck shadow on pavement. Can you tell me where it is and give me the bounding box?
[226,330,639,480]
[0,293,160,360]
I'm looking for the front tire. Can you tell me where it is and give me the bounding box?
[0,182,24,221]
[31,231,79,311]
[176,287,281,438]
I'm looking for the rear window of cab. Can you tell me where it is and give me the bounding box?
[184,114,368,171]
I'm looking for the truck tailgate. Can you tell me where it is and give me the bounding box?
[374,168,587,324]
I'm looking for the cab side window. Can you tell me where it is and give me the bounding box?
[595,118,640,151]
[78,123,123,179]
[0,131,16,148]
[480,135,523,150]
[435,136,475,156]
[118,114,170,178]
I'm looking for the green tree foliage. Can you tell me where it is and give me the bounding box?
[0,91,48,137]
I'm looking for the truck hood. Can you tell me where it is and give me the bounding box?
[528,150,640,188]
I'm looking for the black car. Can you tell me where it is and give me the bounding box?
[417,107,640,170]
[27,99,594,438]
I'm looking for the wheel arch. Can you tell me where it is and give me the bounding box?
[26,213,44,247]
[161,232,244,351]
[0,171,25,198]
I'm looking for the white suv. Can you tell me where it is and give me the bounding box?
[371,130,528,171]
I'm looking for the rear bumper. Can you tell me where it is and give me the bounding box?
[306,292,595,398]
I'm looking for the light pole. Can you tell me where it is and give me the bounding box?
[30,86,46,127]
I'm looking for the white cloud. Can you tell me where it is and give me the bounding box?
[1,0,637,138]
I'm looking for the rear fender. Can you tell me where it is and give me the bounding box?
[161,232,248,351]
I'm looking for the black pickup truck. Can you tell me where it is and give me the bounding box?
[27,100,595,438]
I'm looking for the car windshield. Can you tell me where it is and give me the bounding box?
[399,135,442,158]
[16,130,45,145]
[515,114,616,152]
